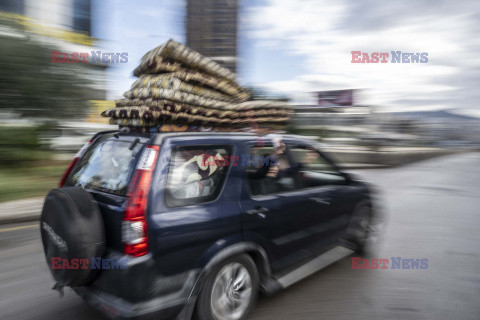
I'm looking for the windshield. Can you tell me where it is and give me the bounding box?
[66,138,143,196]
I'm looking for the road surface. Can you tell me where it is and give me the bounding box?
[1,153,479,320]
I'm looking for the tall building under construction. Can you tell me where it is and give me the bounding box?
[186,0,238,73]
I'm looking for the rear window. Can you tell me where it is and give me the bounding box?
[66,138,143,196]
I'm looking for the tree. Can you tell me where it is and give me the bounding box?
[0,21,92,119]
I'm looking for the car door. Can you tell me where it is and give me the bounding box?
[287,143,354,252]
[240,141,317,273]
[148,137,244,275]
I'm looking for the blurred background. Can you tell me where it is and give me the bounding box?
[0,1,479,320]
[0,0,479,203]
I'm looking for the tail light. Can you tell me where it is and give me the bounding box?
[59,140,91,187]
[123,145,159,257]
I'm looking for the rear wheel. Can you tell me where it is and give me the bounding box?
[194,254,259,320]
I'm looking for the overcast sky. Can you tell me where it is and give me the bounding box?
[96,0,480,114]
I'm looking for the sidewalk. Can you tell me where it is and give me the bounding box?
[0,197,43,224]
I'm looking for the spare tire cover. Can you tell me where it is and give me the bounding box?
[40,187,105,287]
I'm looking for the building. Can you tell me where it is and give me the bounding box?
[186,0,238,73]
[0,0,107,101]
[1,0,91,38]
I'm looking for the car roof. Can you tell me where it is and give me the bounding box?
[149,131,313,145]
[107,130,315,146]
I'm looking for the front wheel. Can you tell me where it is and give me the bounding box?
[344,201,376,255]
[194,254,259,320]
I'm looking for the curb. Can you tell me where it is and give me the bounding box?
[0,197,43,225]
[0,214,40,225]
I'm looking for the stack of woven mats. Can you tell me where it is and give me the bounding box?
[101,39,291,131]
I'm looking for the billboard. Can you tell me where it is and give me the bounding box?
[316,90,354,107]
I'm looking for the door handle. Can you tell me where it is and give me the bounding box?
[246,206,269,217]
[309,197,330,205]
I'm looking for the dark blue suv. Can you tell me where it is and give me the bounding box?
[40,130,378,320]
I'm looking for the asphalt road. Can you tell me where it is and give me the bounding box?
[1,153,479,320]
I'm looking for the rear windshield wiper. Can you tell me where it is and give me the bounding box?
[129,138,140,150]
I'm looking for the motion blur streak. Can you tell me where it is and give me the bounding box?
[1,1,480,319]
[0,224,37,233]
[1,153,479,320]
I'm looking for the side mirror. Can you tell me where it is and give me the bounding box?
[340,172,352,184]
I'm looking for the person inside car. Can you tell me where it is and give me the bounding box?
[266,137,290,178]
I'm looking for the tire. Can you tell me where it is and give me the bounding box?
[40,187,105,287]
[194,254,259,320]
[344,201,373,255]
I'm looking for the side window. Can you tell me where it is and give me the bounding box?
[245,144,296,196]
[290,145,346,188]
[165,146,231,207]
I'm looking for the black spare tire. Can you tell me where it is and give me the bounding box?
[40,187,105,287]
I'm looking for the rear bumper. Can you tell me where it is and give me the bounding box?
[74,252,199,320]
[75,286,186,320]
